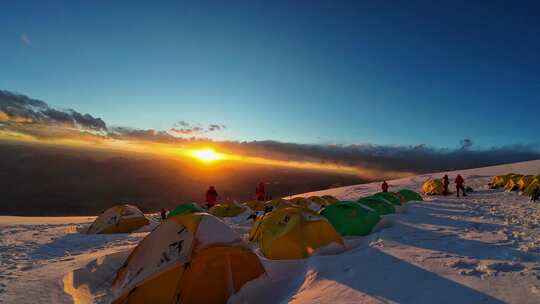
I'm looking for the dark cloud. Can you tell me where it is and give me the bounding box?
[169,121,225,135]
[460,138,473,150]
[0,90,107,131]
[70,110,107,130]
[109,127,177,143]
[170,126,204,135]
[208,124,226,131]
[219,140,540,175]
[174,121,190,127]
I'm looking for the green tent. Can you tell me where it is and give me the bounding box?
[397,189,423,202]
[357,196,395,215]
[320,201,381,236]
[373,192,402,206]
[167,203,206,218]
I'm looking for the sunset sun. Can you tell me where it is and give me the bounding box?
[190,148,223,163]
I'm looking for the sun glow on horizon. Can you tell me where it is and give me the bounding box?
[0,130,407,177]
[190,148,224,163]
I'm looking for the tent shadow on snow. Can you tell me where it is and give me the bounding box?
[408,212,506,233]
[303,248,506,304]
[390,220,526,261]
[30,233,141,261]
[469,188,505,195]
[409,206,506,232]
[385,203,530,262]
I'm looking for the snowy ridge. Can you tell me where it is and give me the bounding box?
[1,159,540,303]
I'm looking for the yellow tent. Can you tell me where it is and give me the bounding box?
[112,213,265,304]
[209,201,247,217]
[266,198,292,209]
[243,200,265,211]
[321,195,338,204]
[517,175,537,191]
[421,179,445,195]
[490,173,520,189]
[504,174,523,191]
[308,196,328,206]
[289,197,311,208]
[249,206,344,260]
[87,204,148,234]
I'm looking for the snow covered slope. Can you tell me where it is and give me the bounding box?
[2,159,540,303]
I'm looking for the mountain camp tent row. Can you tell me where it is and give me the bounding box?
[489,173,540,196]
[81,189,423,303]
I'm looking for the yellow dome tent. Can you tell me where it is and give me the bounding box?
[518,175,537,191]
[289,197,311,208]
[209,201,247,217]
[421,179,445,195]
[243,200,265,211]
[112,213,265,304]
[321,195,339,204]
[87,204,148,234]
[249,206,344,260]
[266,198,292,209]
[490,173,520,189]
[504,174,523,191]
[308,196,328,206]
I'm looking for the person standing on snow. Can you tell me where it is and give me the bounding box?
[455,174,467,197]
[442,175,450,196]
[205,186,219,209]
[255,182,266,201]
[160,208,167,220]
[381,181,389,193]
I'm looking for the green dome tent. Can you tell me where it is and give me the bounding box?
[320,201,381,236]
[357,196,395,215]
[397,189,423,202]
[167,203,206,218]
[523,179,540,196]
[372,192,402,206]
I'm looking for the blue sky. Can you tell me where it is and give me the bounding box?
[1,1,539,149]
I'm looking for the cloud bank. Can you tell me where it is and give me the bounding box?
[1,89,539,179]
[0,90,106,131]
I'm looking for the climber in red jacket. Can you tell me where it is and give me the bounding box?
[455,175,467,197]
[205,186,219,209]
[255,182,266,201]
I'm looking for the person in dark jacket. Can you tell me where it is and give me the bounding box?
[381,181,389,193]
[442,175,450,196]
[160,208,167,220]
[455,175,467,197]
[205,186,219,209]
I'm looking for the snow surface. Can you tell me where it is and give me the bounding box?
[2,160,540,303]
